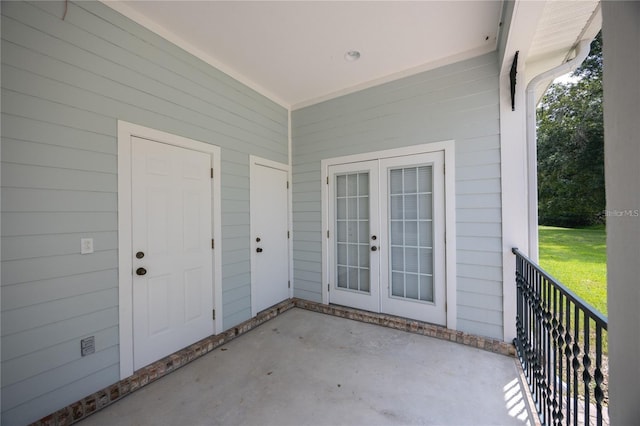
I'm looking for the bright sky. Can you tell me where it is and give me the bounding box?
[554,72,580,85]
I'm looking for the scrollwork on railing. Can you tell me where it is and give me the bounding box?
[512,248,608,426]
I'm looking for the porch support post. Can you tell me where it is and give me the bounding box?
[498,0,545,343]
[603,1,640,422]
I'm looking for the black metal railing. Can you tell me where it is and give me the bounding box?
[513,248,608,426]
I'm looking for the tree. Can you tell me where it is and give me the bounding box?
[537,32,604,227]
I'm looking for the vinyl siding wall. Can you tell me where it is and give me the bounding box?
[291,52,503,339]
[0,1,287,424]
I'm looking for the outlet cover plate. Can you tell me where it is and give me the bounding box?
[81,238,94,254]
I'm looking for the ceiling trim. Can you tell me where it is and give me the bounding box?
[102,1,290,109]
[498,0,547,77]
[291,44,496,111]
[523,2,601,101]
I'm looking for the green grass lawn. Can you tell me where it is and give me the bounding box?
[538,225,607,316]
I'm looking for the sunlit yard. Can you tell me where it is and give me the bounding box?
[539,225,609,398]
[538,225,607,316]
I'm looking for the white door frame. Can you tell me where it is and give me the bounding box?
[117,121,222,379]
[321,141,457,329]
[249,155,291,317]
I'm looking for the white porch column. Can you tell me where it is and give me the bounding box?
[498,0,546,343]
[602,1,640,422]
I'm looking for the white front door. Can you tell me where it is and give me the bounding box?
[250,158,290,314]
[328,152,446,325]
[131,137,214,369]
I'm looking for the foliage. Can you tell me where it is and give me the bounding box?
[537,33,604,227]
[538,225,607,316]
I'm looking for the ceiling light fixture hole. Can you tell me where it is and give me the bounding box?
[345,50,361,62]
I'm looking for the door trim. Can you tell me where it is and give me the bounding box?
[117,121,222,379]
[320,141,457,329]
[249,156,291,317]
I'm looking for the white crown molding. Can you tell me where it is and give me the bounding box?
[102,1,290,110]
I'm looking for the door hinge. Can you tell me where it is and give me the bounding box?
[327,283,330,292]
[443,164,445,175]
[288,280,291,289]
[287,231,290,239]
[287,181,289,189]
[211,168,214,179]
[327,230,330,238]
[211,239,215,249]
[212,309,216,320]
[326,176,329,185]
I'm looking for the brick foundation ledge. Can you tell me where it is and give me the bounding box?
[31,299,296,426]
[32,298,514,425]
[293,299,516,357]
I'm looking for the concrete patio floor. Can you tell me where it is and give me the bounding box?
[81,308,536,425]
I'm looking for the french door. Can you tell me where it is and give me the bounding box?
[327,160,380,312]
[328,152,446,325]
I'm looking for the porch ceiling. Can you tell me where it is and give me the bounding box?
[528,0,600,64]
[525,0,601,99]
[109,1,503,108]
[107,0,600,109]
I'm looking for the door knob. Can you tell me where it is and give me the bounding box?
[136,267,147,276]
[136,251,145,259]
[371,246,378,252]
[256,237,261,242]
[256,248,263,253]
[371,235,377,240]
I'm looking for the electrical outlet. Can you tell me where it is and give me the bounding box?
[80,238,94,254]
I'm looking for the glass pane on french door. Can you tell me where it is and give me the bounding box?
[389,166,434,303]
[335,172,370,293]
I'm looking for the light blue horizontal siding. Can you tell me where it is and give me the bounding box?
[2,212,118,237]
[1,114,117,154]
[458,277,503,297]
[292,52,503,339]
[2,326,118,387]
[2,162,117,192]
[2,138,117,173]
[221,273,252,293]
[2,188,118,213]
[2,232,117,261]
[2,288,118,336]
[1,1,287,424]
[457,319,503,340]
[2,307,118,361]
[2,270,117,311]
[2,251,118,286]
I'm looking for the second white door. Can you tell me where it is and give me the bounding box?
[250,158,290,314]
